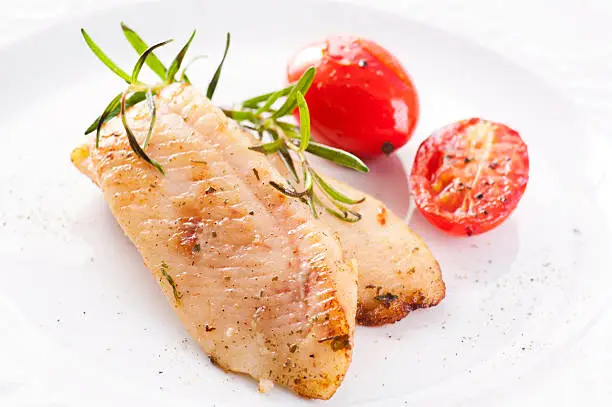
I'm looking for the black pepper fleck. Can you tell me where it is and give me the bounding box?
[381,142,395,155]
[374,292,399,308]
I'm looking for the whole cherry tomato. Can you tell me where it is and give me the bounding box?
[287,36,419,158]
[409,118,529,236]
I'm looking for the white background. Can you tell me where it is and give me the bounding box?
[0,0,610,405]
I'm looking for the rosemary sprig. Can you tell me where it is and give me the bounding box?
[82,25,229,175]
[225,69,369,222]
[81,25,368,222]
[81,27,176,173]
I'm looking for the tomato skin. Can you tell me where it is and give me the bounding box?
[409,118,529,236]
[287,36,419,158]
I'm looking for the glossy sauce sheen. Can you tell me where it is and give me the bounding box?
[71,84,358,399]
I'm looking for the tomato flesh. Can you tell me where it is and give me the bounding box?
[287,36,419,158]
[409,118,529,236]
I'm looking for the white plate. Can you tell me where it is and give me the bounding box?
[0,1,610,406]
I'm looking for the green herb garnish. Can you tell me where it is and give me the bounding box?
[82,24,368,221]
[81,25,229,174]
[318,334,351,351]
[224,68,368,222]
[161,261,182,304]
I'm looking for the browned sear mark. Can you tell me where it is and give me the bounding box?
[190,160,209,181]
[172,216,204,258]
[376,206,387,226]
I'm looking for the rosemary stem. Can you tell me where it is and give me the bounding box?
[269,121,300,152]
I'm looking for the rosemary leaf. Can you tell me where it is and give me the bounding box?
[242,85,293,109]
[268,129,299,182]
[324,202,362,222]
[85,92,147,135]
[120,91,165,174]
[143,89,156,149]
[248,138,283,154]
[223,109,257,122]
[273,67,315,118]
[255,87,286,115]
[312,171,365,204]
[325,207,362,222]
[296,91,310,151]
[206,32,231,99]
[306,141,369,173]
[306,194,318,218]
[269,181,307,198]
[81,28,131,83]
[95,93,122,148]
[166,30,196,83]
[303,166,313,192]
[312,195,360,222]
[275,122,301,141]
[278,146,299,182]
[275,120,296,133]
[329,198,363,222]
[120,22,168,80]
[132,39,173,83]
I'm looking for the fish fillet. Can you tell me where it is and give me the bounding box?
[256,136,445,326]
[71,83,358,399]
[311,178,445,325]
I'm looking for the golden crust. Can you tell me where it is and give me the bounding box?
[357,264,446,326]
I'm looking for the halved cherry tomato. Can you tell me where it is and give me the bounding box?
[287,36,419,158]
[409,118,529,236]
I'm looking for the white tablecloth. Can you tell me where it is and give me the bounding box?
[1,0,610,405]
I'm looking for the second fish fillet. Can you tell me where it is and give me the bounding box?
[259,135,445,326]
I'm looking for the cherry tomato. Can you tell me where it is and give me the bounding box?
[409,118,529,236]
[287,36,419,158]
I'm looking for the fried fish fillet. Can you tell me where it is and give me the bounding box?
[259,141,445,326]
[71,83,358,399]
